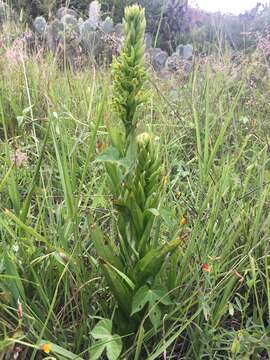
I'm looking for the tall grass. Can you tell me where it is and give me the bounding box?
[1,18,270,360]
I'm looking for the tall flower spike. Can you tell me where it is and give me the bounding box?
[112,5,147,137]
[92,5,182,331]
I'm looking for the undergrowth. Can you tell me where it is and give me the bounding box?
[0,7,270,360]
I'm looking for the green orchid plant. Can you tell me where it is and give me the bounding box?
[92,5,181,333]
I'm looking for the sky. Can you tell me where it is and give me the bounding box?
[193,0,264,14]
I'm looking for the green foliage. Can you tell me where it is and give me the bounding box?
[101,0,164,28]
[12,0,55,18]
[90,319,122,360]
[1,6,270,359]
[11,0,163,24]
[12,0,90,19]
[131,286,172,331]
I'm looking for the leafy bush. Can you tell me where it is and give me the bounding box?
[100,0,164,26]
[12,0,90,19]
[13,0,59,18]
[11,0,188,53]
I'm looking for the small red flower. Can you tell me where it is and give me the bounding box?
[201,263,211,273]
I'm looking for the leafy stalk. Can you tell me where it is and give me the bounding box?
[92,5,178,333]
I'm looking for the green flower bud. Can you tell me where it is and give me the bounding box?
[136,132,152,147]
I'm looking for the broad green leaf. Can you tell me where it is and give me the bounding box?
[132,286,172,315]
[90,320,122,360]
[89,342,105,360]
[151,289,172,306]
[131,285,150,315]
[104,261,135,290]
[91,225,123,270]
[99,259,134,316]
[133,238,181,287]
[96,147,130,169]
[107,335,122,360]
[149,303,161,332]
[91,319,112,340]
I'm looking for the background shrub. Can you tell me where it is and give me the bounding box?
[10,1,270,56]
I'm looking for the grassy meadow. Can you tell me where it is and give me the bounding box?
[1,10,270,360]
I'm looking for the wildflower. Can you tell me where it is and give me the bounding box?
[40,343,51,354]
[201,263,211,273]
[17,299,23,319]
